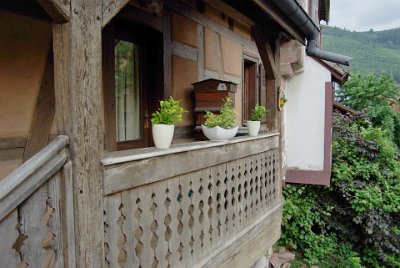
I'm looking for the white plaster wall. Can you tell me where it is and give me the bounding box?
[284,56,331,170]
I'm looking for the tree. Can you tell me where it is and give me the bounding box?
[336,73,400,147]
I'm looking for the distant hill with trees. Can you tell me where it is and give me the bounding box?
[322,26,400,83]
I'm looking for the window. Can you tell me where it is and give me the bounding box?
[242,55,259,123]
[103,13,164,151]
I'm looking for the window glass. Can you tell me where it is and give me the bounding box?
[114,39,142,142]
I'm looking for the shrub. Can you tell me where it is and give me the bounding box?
[250,104,268,121]
[279,110,400,267]
[204,97,237,129]
[151,97,186,125]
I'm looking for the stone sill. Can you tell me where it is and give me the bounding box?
[101,132,279,166]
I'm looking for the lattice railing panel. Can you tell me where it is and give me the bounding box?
[104,149,280,267]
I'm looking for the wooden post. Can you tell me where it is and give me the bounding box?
[52,0,104,266]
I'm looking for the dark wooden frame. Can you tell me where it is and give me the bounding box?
[102,7,169,151]
[285,82,333,185]
[243,54,259,123]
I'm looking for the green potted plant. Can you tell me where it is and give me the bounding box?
[202,97,238,141]
[247,104,268,136]
[151,97,186,149]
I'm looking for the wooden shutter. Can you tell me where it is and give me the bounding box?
[259,64,267,123]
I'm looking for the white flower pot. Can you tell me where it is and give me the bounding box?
[201,125,239,141]
[247,120,261,136]
[152,124,174,149]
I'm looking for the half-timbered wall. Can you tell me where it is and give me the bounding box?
[168,1,263,128]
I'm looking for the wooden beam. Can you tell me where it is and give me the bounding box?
[52,0,104,266]
[252,26,276,80]
[23,48,55,161]
[172,42,198,61]
[0,137,27,150]
[102,0,130,27]
[163,9,172,98]
[264,34,281,132]
[36,0,71,23]
[197,24,205,80]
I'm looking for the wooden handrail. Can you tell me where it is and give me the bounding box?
[0,135,69,221]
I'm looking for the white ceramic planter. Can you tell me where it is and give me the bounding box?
[201,125,239,141]
[152,124,174,149]
[247,120,261,136]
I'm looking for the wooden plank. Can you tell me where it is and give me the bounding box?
[102,0,131,27]
[62,161,76,268]
[37,0,71,23]
[172,42,198,61]
[0,209,20,267]
[166,176,181,267]
[103,135,279,195]
[163,9,173,98]
[0,137,27,150]
[197,24,205,80]
[47,173,65,268]
[103,193,123,267]
[152,180,170,268]
[52,0,105,266]
[0,148,24,161]
[23,48,55,161]
[164,0,257,51]
[192,202,283,268]
[19,183,49,267]
[120,190,140,267]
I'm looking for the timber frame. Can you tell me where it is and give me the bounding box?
[0,0,314,267]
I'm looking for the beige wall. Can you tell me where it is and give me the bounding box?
[0,11,51,138]
[0,11,51,180]
[172,56,198,126]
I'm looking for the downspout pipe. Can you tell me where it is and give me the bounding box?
[269,0,352,66]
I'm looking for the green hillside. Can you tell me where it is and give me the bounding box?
[322,27,400,82]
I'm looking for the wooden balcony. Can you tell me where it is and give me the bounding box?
[0,133,282,267]
[102,133,283,267]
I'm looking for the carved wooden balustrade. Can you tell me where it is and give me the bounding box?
[102,133,283,268]
[0,136,74,267]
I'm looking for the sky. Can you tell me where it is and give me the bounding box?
[327,0,400,32]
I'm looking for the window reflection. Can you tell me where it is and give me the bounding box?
[114,39,142,142]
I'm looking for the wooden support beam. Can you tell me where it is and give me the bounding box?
[252,26,276,80]
[102,0,130,27]
[23,48,55,161]
[52,0,104,266]
[36,0,71,23]
[253,26,281,132]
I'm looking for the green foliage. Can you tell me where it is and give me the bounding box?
[322,26,400,83]
[280,110,400,267]
[204,97,237,129]
[337,73,400,148]
[151,97,186,125]
[250,104,268,121]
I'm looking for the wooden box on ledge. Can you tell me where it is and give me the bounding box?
[192,78,237,139]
